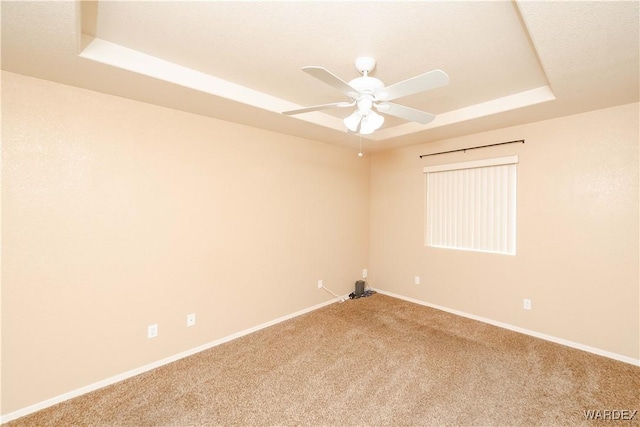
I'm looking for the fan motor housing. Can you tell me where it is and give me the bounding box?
[348,76,384,94]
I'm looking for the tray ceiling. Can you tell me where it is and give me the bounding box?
[2,1,638,152]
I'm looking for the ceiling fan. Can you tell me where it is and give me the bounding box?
[282,57,449,135]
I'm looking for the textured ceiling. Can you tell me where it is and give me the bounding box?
[2,1,639,152]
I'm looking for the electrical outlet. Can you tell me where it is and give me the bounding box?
[414,276,421,285]
[187,313,196,327]
[147,324,158,339]
[362,269,368,278]
[523,299,532,310]
[317,279,323,289]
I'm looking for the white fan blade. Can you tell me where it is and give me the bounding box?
[302,66,358,98]
[376,102,436,125]
[376,69,449,101]
[282,101,354,116]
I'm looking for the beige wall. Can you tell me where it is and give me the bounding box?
[369,102,639,360]
[1,71,370,415]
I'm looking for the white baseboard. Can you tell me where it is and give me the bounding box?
[375,289,640,367]
[0,296,344,424]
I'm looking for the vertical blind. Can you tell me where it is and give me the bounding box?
[424,156,518,255]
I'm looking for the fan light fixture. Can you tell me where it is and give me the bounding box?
[343,110,361,132]
[359,110,384,135]
[343,95,384,134]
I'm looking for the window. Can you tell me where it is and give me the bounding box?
[424,156,518,255]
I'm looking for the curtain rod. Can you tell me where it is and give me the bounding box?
[419,139,524,158]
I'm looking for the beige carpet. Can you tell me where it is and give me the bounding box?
[6,294,639,426]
